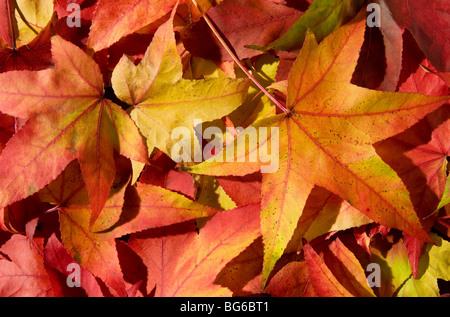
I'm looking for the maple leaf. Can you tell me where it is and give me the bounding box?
[111,7,250,161]
[128,203,261,296]
[138,150,197,199]
[214,236,264,296]
[0,0,449,299]
[286,186,372,254]
[436,175,450,211]
[187,14,450,287]
[0,3,9,47]
[371,0,404,92]
[0,21,54,73]
[0,35,149,228]
[54,0,97,20]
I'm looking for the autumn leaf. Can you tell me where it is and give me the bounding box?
[0,0,55,73]
[286,186,372,255]
[303,243,353,297]
[0,35,149,228]
[264,260,317,297]
[373,53,449,278]
[324,238,375,296]
[398,235,450,297]
[350,1,404,92]
[44,234,104,297]
[182,0,303,61]
[385,0,450,72]
[0,113,15,154]
[436,175,450,211]
[128,203,261,296]
[54,0,97,20]
[0,2,10,47]
[54,166,219,296]
[87,0,179,51]
[111,7,250,161]
[187,14,450,287]
[0,20,54,73]
[250,0,366,52]
[370,233,450,297]
[0,234,53,296]
[0,0,449,299]
[214,237,264,296]
[12,0,54,47]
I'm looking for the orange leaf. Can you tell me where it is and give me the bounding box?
[128,203,261,296]
[87,0,179,51]
[189,13,450,286]
[0,235,53,296]
[264,260,317,297]
[325,238,375,296]
[303,243,353,297]
[0,35,149,228]
[44,234,104,297]
[58,180,220,296]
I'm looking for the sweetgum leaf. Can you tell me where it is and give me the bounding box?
[111,6,250,161]
[0,35,149,229]
[87,0,179,51]
[386,0,450,72]
[44,234,104,297]
[250,0,366,52]
[58,178,220,296]
[325,238,375,296]
[436,175,450,211]
[264,260,317,297]
[0,235,53,296]
[303,243,353,297]
[128,203,261,296]
[0,13,54,73]
[0,2,10,47]
[182,0,303,61]
[370,233,450,297]
[187,14,450,287]
[0,0,448,299]
[13,0,54,47]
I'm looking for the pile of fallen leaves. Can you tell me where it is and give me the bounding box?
[0,0,449,297]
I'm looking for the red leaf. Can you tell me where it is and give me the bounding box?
[44,234,104,297]
[264,260,317,297]
[386,0,450,72]
[403,233,425,279]
[0,235,53,296]
[217,173,262,206]
[182,0,302,61]
[128,203,261,296]
[139,151,196,200]
[0,19,54,73]
[303,243,353,297]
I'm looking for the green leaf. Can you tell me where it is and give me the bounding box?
[248,0,366,52]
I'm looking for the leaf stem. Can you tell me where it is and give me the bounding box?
[190,0,288,113]
[6,0,16,50]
